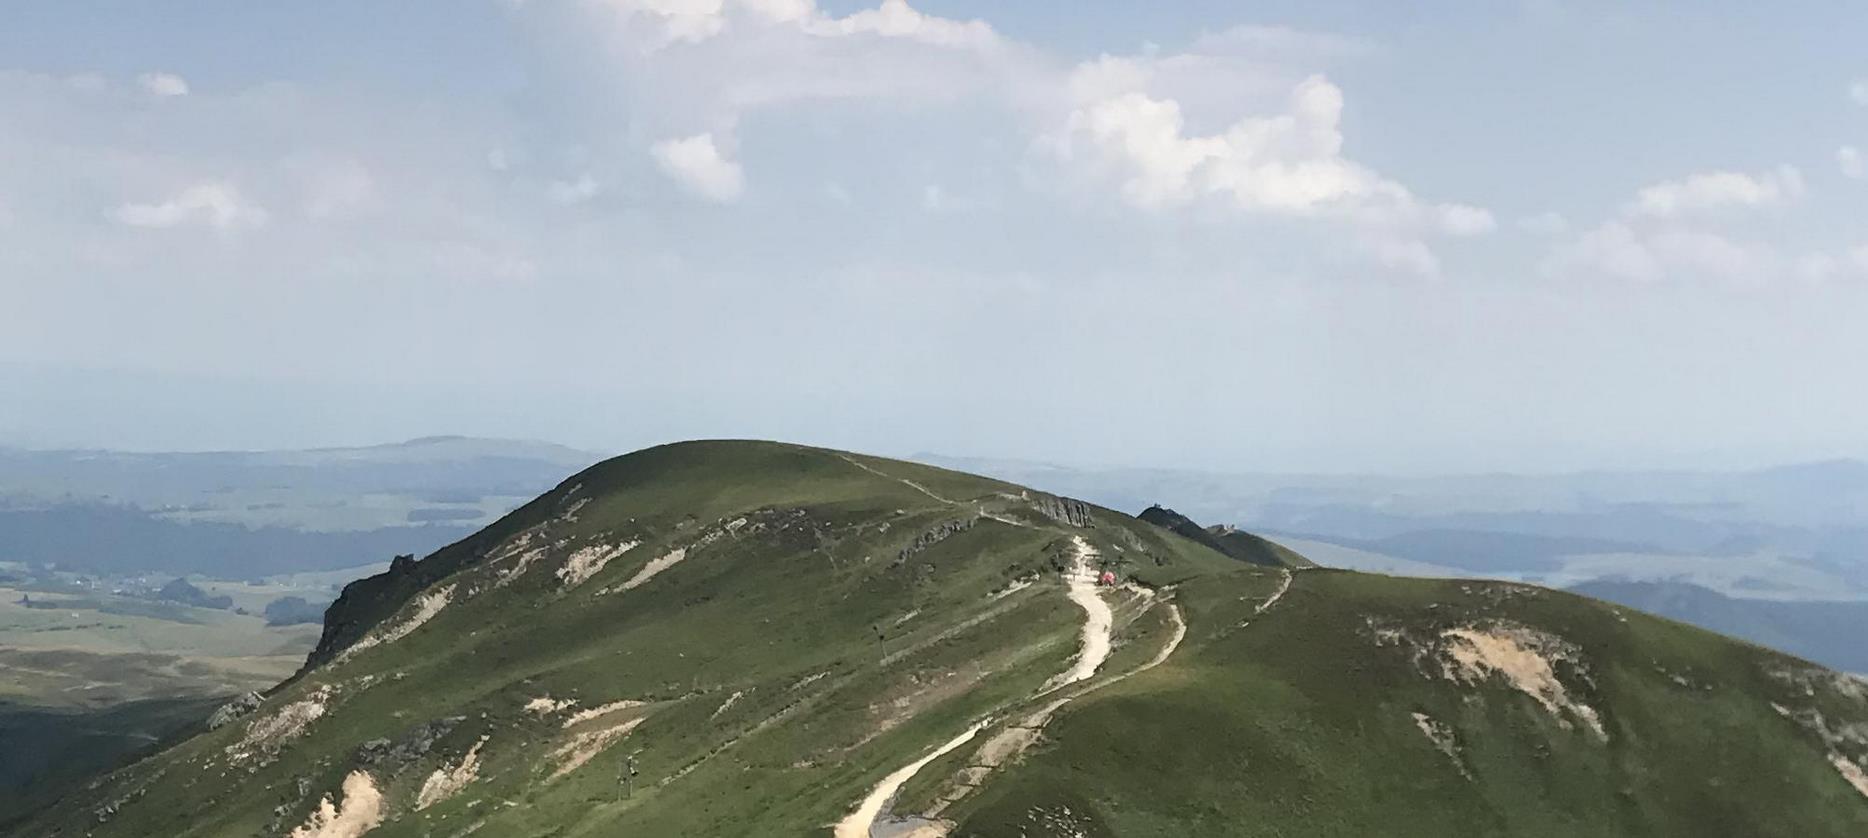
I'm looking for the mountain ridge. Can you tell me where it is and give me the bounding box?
[20,440,1868,837]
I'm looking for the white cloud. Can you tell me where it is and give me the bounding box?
[1051,73,1489,272]
[798,0,997,49]
[1551,220,1765,283]
[113,182,268,230]
[1840,146,1865,180]
[651,133,743,202]
[1626,166,1804,218]
[593,0,997,50]
[566,0,1484,274]
[1549,164,1816,283]
[547,174,602,204]
[1851,78,1868,106]
[594,0,729,45]
[1063,76,1470,223]
[137,72,190,97]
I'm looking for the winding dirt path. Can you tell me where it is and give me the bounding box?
[829,471,1116,837]
[1257,568,1294,614]
[1138,599,1188,671]
[833,719,992,838]
[839,455,963,506]
[830,460,1158,837]
[920,595,1186,821]
[1050,536,1114,690]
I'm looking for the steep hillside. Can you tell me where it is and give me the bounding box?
[21,441,1868,837]
[0,696,221,822]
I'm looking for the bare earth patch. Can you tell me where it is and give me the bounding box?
[524,696,577,715]
[710,690,745,720]
[338,585,456,662]
[563,699,648,728]
[557,539,640,589]
[289,771,384,838]
[616,548,688,593]
[229,686,332,763]
[1830,754,1868,799]
[550,716,647,781]
[416,736,487,810]
[1410,712,1472,779]
[1440,624,1607,740]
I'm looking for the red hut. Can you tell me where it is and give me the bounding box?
[1098,570,1117,586]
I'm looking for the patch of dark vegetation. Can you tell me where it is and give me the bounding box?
[157,578,233,610]
[262,596,327,626]
[0,696,223,827]
[17,594,209,624]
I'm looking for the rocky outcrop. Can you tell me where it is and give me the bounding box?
[1137,505,1297,568]
[1032,494,1094,528]
[206,692,263,730]
[302,477,587,675]
[897,518,977,564]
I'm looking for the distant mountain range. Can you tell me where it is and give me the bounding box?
[917,452,1868,601]
[0,437,605,577]
[1569,579,1868,674]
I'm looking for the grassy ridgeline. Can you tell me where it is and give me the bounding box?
[17,441,1868,837]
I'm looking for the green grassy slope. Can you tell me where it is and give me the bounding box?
[22,441,1233,837]
[20,441,1868,837]
[949,570,1868,837]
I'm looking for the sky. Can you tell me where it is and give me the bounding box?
[2,0,1866,473]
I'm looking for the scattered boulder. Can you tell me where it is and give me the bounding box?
[207,692,264,730]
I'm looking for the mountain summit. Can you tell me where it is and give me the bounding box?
[24,441,1868,837]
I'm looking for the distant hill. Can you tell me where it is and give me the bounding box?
[0,436,603,530]
[1569,579,1868,674]
[0,503,470,576]
[20,441,1868,837]
[914,452,1868,600]
[1136,505,1310,568]
[0,437,604,577]
[1290,528,1651,574]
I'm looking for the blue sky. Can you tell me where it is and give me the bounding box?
[2,1,1866,472]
